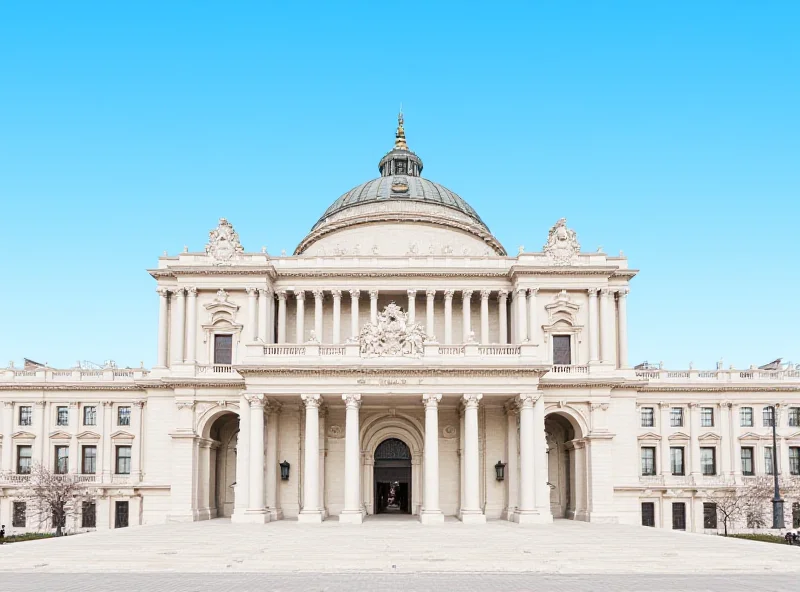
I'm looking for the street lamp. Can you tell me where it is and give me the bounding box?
[770,405,785,529]
[279,460,291,481]
[494,460,506,481]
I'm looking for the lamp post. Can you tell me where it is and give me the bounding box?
[770,405,784,529]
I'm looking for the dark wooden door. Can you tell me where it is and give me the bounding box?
[115,501,129,528]
[672,502,686,530]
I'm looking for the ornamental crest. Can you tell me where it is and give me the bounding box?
[206,218,244,265]
[359,302,428,357]
[543,218,580,265]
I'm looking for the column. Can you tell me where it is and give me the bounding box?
[533,393,551,520]
[295,290,306,344]
[1,402,13,471]
[231,393,251,522]
[277,290,287,344]
[516,393,537,523]
[68,402,79,474]
[101,401,113,482]
[515,288,527,343]
[617,288,629,368]
[730,403,741,480]
[426,289,435,338]
[34,401,46,465]
[95,403,105,483]
[299,394,324,522]
[340,394,363,523]
[660,403,671,477]
[312,290,324,341]
[266,403,281,520]
[258,288,269,343]
[171,288,186,365]
[527,288,538,345]
[246,394,269,522]
[461,393,486,523]
[443,290,454,344]
[349,289,360,340]
[720,402,731,476]
[369,290,379,324]
[131,401,144,484]
[421,394,444,523]
[689,403,701,477]
[462,290,473,342]
[587,289,599,363]
[779,405,790,476]
[331,290,342,344]
[156,288,170,367]
[246,287,258,341]
[407,289,417,323]
[479,290,490,344]
[599,288,613,364]
[186,287,198,363]
[498,290,508,345]
[504,402,519,520]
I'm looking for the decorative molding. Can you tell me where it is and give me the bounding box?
[327,424,344,439]
[342,393,362,408]
[205,218,244,265]
[442,424,457,439]
[637,432,662,441]
[359,303,427,358]
[543,218,580,265]
[301,393,322,409]
[422,393,442,408]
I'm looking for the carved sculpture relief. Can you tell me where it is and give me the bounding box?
[543,218,580,265]
[206,218,244,265]
[359,302,428,357]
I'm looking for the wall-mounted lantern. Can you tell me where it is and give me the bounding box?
[280,460,290,481]
[494,460,506,481]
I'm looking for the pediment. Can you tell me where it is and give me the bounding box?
[739,431,765,441]
[11,430,36,440]
[110,430,134,440]
[785,431,800,441]
[698,432,721,442]
[48,430,72,440]
[668,431,691,442]
[76,430,101,440]
[637,431,661,441]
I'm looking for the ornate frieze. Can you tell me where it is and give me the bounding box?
[205,218,244,265]
[543,218,580,265]
[359,303,428,358]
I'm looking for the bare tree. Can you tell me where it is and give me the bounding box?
[708,486,757,536]
[710,476,800,535]
[18,463,89,536]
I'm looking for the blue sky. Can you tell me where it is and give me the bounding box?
[0,1,797,369]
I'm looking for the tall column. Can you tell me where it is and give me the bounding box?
[258,289,269,343]
[504,403,519,520]
[407,289,417,323]
[1,402,13,471]
[131,401,144,483]
[171,288,186,365]
[421,394,444,523]
[247,287,258,341]
[617,288,629,368]
[599,288,614,364]
[462,290,473,342]
[516,393,537,523]
[95,403,105,483]
[515,288,527,343]
[340,394,363,524]
[369,290,379,324]
[527,288,538,345]
[659,403,671,477]
[101,401,113,482]
[426,289,435,338]
[34,401,47,465]
[156,288,170,367]
[479,289,490,344]
[245,394,269,522]
[689,403,701,477]
[68,402,79,474]
[443,290,454,344]
[720,402,731,476]
[266,403,281,520]
[461,393,486,523]
[312,290,324,341]
[349,289,360,339]
[185,287,197,363]
[231,393,251,522]
[295,290,306,344]
[498,290,508,345]
[331,290,342,344]
[267,288,276,343]
[276,290,287,344]
[299,394,324,523]
[588,288,599,363]
[533,393,551,520]
[730,403,741,480]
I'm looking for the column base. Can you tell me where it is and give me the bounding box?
[338,510,364,524]
[460,510,486,524]
[419,510,445,524]
[513,510,550,525]
[268,508,284,521]
[231,509,270,524]
[297,510,324,524]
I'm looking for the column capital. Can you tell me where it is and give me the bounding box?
[132,400,146,408]
[260,287,273,297]
[407,289,417,297]
[422,393,442,408]
[658,401,671,409]
[426,288,436,298]
[301,393,322,409]
[342,393,361,409]
[462,289,473,300]
[2,401,14,408]
[587,287,599,296]
[173,287,185,297]
[497,289,508,299]
[599,288,612,297]
[331,289,342,299]
[687,402,699,409]
[349,289,361,299]
[245,393,266,408]
[504,399,519,415]
[246,287,259,296]
[156,287,170,297]
[513,287,526,297]
[517,392,542,408]
[462,393,483,409]
[101,400,114,408]
[443,289,454,299]
[617,288,630,297]
[295,290,306,301]
[276,289,288,301]
[186,286,197,296]
[312,289,324,300]
[369,289,379,300]
[35,400,47,407]
[68,401,79,408]
[527,287,539,297]
[480,289,491,300]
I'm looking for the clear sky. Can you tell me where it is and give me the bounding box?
[1,1,797,370]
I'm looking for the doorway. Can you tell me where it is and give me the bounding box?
[115,501,129,528]
[373,438,412,514]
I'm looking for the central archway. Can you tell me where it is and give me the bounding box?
[373,438,412,514]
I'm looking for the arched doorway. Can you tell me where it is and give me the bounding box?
[207,412,239,518]
[373,438,412,514]
[544,410,588,521]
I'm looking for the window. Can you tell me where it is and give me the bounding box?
[703,502,718,529]
[115,500,129,528]
[640,407,654,427]
[791,447,800,476]
[641,502,655,527]
[672,502,686,530]
[641,447,656,476]
[765,446,776,475]
[12,501,27,527]
[740,407,753,427]
[83,406,96,426]
[54,445,69,474]
[700,407,714,427]
[741,447,754,476]
[670,447,685,476]
[794,503,800,529]
[700,447,716,475]
[790,408,800,428]
[214,334,233,365]
[82,445,97,474]
[670,408,683,427]
[763,406,775,427]
[116,445,131,474]
[56,405,69,426]
[552,335,571,365]
[19,405,32,426]
[82,501,96,528]
[117,406,131,427]
[17,445,32,474]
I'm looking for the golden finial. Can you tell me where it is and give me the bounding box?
[394,106,408,150]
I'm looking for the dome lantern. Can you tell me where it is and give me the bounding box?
[378,110,423,178]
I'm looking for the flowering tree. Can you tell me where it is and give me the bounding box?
[18,463,89,536]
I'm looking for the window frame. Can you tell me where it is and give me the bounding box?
[17,445,32,474]
[640,446,657,476]
[213,333,234,365]
[83,405,97,426]
[641,502,656,527]
[740,406,753,427]
[640,407,655,428]
[763,406,775,428]
[741,446,755,476]
[12,501,27,527]
[700,407,714,427]
[670,446,685,476]
[670,407,684,428]
[115,445,132,475]
[552,334,572,366]
[54,445,69,474]
[117,406,131,427]
[790,447,800,476]
[703,502,718,529]
[82,501,96,528]
[789,408,800,428]
[81,445,97,475]
[765,446,776,475]
[56,405,69,426]
[700,446,716,476]
[19,405,32,426]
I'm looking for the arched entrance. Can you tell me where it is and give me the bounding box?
[373,438,412,514]
[206,412,239,518]
[545,410,588,521]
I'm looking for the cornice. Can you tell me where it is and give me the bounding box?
[149,266,278,280]
[236,366,550,378]
[275,270,510,279]
[0,384,147,392]
[640,385,800,393]
[540,380,637,389]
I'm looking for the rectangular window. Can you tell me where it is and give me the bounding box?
[19,405,32,426]
[790,447,800,476]
[641,447,656,476]
[117,406,131,427]
[765,446,775,475]
[17,445,32,474]
[115,445,131,475]
[641,502,655,527]
[552,335,571,365]
[54,445,69,474]
[763,407,775,427]
[670,408,683,427]
[741,447,754,476]
[82,445,97,475]
[700,447,716,475]
[672,502,686,530]
[83,406,96,426]
[789,408,800,428]
[704,502,718,529]
[640,407,654,428]
[670,447,685,476]
[12,501,27,527]
[115,501,129,528]
[700,407,714,427]
[740,406,753,427]
[82,501,96,528]
[213,334,233,365]
[56,405,69,426]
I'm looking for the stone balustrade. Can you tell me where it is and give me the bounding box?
[0,368,150,383]
[635,368,800,383]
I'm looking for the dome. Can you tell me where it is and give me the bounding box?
[295,114,506,256]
